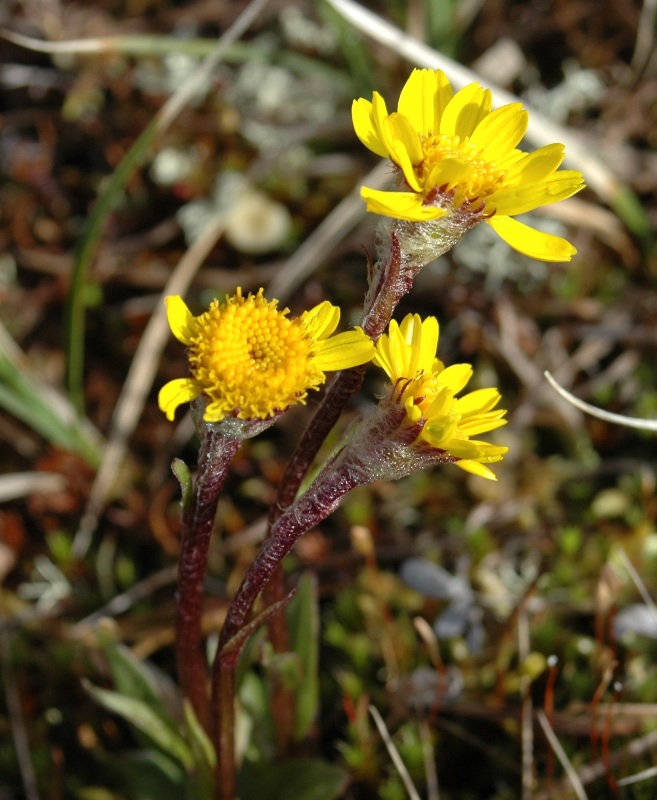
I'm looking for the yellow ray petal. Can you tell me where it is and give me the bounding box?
[403,69,433,134]
[166,295,197,345]
[426,158,473,192]
[432,70,454,129]
[360,187,447,221]
[455,388,503,416]
[505,143,566,183]
[458,415,508,436]
[486,215,577,261]
[371,92,398,156]
[470,103,528,156]
[437,363,473,394]
[443,439,507,460]
[440,83,492,138]
[386,112,424,166]
[314,330,375,371]
[351,97,388,157]
[411,315,439,375]
[372,325,395,378]
[384,319,406,378]
[455,460,498,480]
[423,385,454,420]
[158,378,201,421]
[397,69,446,136]
[301,301,340,340]
[486,172,585,216]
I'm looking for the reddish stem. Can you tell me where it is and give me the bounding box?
[212,448,377,798]
[271,234,405,520]
[219,453,366,655]
[215,661,236,800]
[258,233,410,750]
[175,428,241,731]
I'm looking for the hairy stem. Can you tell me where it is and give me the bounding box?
[175,428,241,731]
[211,453,367,794]
[214,662,236,800]
[258,232,407,749]
[220,452,366,656]
[270,234,404,520]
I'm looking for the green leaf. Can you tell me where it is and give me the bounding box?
[65,117,158,413]
[0,345,101,467]
[182,700,216,770]
[171,458,194,510]
[238,758,348,800]
[109,749,186,800]
[286,572,319,740]
[83,681,194,770]
[102,638,176,715]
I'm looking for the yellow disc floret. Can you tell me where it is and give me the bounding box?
[420,133,508,206]
[191,290,322,421]
[159,289,375,423]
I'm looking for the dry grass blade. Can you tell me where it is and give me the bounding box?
[617,763,657,787]
[630,0,657,76]
[0,28,118,53]
[325,0,621,203]
[0,472,67,503]
[537,711,588,800]
[534,728,657,800]
[72,0,269,557]
[544,371,657,431]
[369,704,422,800]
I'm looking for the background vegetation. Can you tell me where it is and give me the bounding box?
[1,0,657,798]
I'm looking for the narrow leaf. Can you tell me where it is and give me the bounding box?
[83,680,194,770]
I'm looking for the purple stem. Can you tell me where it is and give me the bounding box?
[175,428,241,730]
[211,454,364,798]
[218,451,366,657]
[271,234,406,518]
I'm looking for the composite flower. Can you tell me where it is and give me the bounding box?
[352,68,585,261]
[159,289,375,423]
[373,313,508,480]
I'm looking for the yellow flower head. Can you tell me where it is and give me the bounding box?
[159,289,375,423]
[353,69,585,262]
[374,313,508,480]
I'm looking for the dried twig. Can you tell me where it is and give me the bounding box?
[369,704,422,800]
[537,711,589,800]
[544,371,657,431]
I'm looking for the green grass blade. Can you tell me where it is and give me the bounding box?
[64,117,159,415]
[0,348,101,467]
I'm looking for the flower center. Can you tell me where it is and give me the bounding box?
[189,289,323,420]
[420,133,507,204]
[398,373,458,438]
